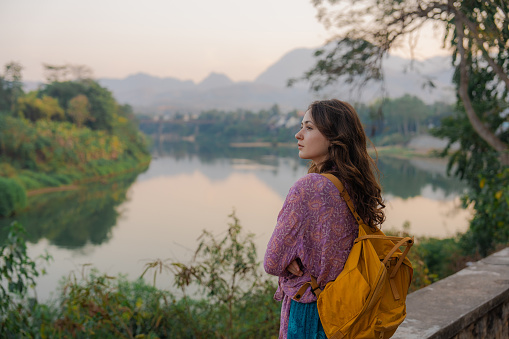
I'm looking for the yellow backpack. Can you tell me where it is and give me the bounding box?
[294,174,414,339]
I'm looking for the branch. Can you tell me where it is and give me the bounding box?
[453,8,509,91]
[455,15,509,166]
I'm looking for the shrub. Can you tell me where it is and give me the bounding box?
[0,222,51,337]
[0,177,27,217]
[0,162,17,177]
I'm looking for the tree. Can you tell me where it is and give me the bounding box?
[301,0,508,165]
[0,62,24,112]
[43,63,93,83]
[382,95,431,136]
[41,79,116,131]
[16,92,64,122]
[67,94,91,127]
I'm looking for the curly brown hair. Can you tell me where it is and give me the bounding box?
[307,99,385,230]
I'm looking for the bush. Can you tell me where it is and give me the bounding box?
[0,222,51,337]
[0,162,17,177]
[459,167,509,256]
[12,175,43,191]
[0,177,27,217]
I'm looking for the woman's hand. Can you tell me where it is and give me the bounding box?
[286,259,303,276]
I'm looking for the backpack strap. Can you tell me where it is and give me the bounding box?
[320,173,413,301]
[294,275,321,301]
[321,173,367,227]
[356,234,414,272]
[294,173,361,301]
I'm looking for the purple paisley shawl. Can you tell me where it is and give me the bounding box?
[264,173,358,339]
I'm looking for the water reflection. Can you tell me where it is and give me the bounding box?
[0,172,141,248]
[1,144,468,250]
[155,141,466,199]
[384,194,470,238]
[379,157,465,199]
[0,143,473,301]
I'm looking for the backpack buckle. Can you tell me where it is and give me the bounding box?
[311,285,322,297]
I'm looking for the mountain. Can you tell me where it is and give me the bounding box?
[93,48,455,114]
[198,72,234,90]
[98,73,195,108]
[254,48,455,104]
[255,48,316,88]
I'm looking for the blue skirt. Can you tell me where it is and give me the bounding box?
[287,300,327,339]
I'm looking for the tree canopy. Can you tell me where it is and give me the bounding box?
[303,0,508,165]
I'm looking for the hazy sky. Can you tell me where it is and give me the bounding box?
[1,0,451,83]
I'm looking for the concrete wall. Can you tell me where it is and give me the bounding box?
[393,247,509,339]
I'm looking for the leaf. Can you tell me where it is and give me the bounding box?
[495,190,503,200]
[480,178,486,188]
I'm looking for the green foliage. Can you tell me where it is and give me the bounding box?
[16,91,65,122]
[360,95,456,142]
[0,163,17,177]
[432,87,507,183]
[40,79,117,131]
[0,115,149,175]
[432,46,508,256]
[413,236,464,280]
[0,69,150,218]
[166,210,279,338]
[289,38,382,92]
[0,222,51,337]
[45,269,172,338]
[67,94,91,127]
[459,168,509,257]
[39,267,278,339]
[0,177,27,217]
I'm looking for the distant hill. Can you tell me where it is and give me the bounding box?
[255,48,316,88]
[197,72,234,90]
[91,47,455,114]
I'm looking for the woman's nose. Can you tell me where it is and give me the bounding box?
[295,131,301,140]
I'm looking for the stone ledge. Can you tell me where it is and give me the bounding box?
[393,247,509,338]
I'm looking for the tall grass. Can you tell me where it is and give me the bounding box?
[0,177,27,217]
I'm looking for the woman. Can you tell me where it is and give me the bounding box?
[264,99,385,339]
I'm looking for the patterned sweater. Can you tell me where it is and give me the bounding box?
[264,173,358,338]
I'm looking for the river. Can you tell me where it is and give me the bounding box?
[0,144,472,301]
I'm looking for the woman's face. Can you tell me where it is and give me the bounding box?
[295,109,330,164]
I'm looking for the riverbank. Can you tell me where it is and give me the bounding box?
[228,134,452,158]
[1,156,151,217]
[25,158,151,197]
[26,185,80,197]
[228,141,448,161]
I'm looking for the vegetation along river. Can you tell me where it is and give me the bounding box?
[0,144,471,301]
